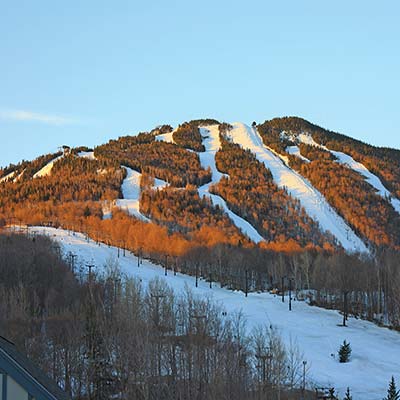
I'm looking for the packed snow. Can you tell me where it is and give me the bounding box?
[77,151,96,160]
[156,130,175,144]
[115,166,168,221]
[26,226,400,400]
[197,126,265,243]
[33,155,63,178]
[286,145,310,163]
[227,123,368,254]
[294,134,400,215]
[0,170,16,183]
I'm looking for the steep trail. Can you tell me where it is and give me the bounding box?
[228,123,368,253]
[197,126,265,243]
[27,226,400,400]
[115,166,168,222]
[33,154,64,178]
[296,133,400,215]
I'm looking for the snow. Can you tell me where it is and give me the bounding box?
[27,226,400,400]
[33,155,63,178]
[115,166,168,221]
[227,123,368,254]
[286,145,310,163]
[77,151,96,160]
[197,126,265,243]
[330,150,400,213]
[0,170,16,183]
[156,130,175,144]
[296,134,400,215]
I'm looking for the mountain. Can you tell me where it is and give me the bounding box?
[2,117,400,399]
[1,117,399,254]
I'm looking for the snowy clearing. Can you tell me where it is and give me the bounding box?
[227,123,368,254]
[197,126,265,243]
[27,226,400,400]
[155,130,175,144]
[33,155,63,178]
[77,151,96,160]
[286,145,310,163]
[295,133,400,215]
[115,166,168,221]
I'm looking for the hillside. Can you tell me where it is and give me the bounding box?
[1,117,400,329]
[2,117,400,251]
[1,117,400,398]
[16,226,400,400]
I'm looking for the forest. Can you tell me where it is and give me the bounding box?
[257,117,400,249]
[211,131,337,251]
[172,122,205,152]
[0,155,124,207]
[258,116,400,199]
[0,120,400,332]
[1,120,400,399]
[0,232,322,400]
[139,185,249,246]
[95,134,211,187]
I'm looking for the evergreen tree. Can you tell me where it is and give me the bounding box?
[328,387,338,399]
[344,387,352,400]
[338,340,351,363]
[384,377,399,400]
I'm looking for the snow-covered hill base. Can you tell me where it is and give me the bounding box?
[28,226,400,400]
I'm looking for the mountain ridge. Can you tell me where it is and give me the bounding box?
[1,116,399,252]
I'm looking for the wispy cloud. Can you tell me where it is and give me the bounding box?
[0,109,78,125]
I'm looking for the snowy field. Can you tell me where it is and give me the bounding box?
[27,226,400,400]
[227,123,368,254]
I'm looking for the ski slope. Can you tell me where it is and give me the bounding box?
[33,155,63,178]
[27,226,400,400]
[286,145,310,163]
[296,134,400,215]
[78,151,96,160]
[198,126,265,243]
[227,123,368,254]
[0,170,16,183]
[116,166,168,221]
[156,130,175,143]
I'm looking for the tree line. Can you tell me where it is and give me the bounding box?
[0,232,319,400]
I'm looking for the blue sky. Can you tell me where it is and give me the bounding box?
[1,0,399,167]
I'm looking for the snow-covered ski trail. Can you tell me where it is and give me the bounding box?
[155,130,175,144]
[227,123,368,253]
[33,155,64,178]
[26,226,400,400]
[295,133,400,215]
[78,151,96,160]
[115,166,168,221]
[198,126,265,243]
